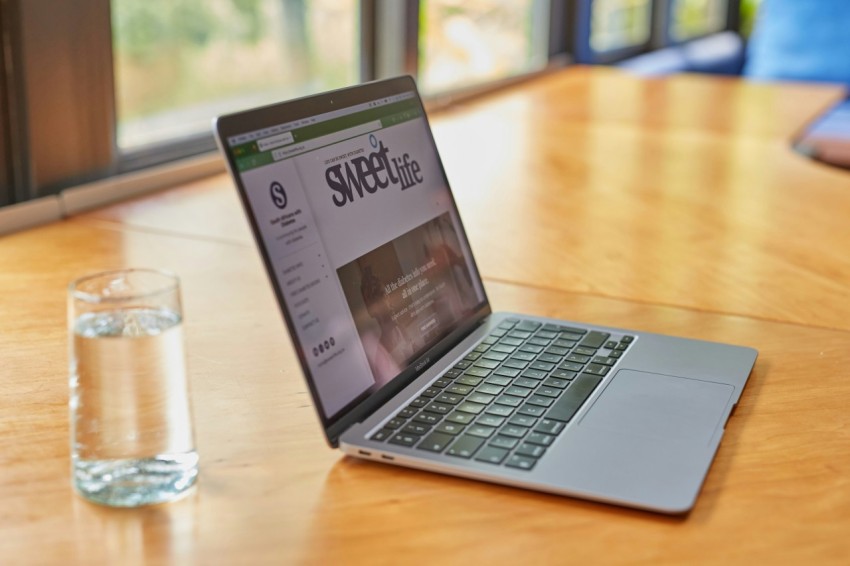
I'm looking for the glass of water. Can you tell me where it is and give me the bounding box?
[68,269,198,507]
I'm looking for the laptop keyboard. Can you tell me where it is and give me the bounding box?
[368,318,634,471]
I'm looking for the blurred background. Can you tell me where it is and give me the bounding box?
[2,0,848,211]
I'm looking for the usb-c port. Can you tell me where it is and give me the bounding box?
[358,450,372,456]
[381,454,394,461]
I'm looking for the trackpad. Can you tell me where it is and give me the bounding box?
[580,370,734,446]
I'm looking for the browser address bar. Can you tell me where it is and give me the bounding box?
[271,120,382,161]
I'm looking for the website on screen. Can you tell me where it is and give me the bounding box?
[230,95,485,419]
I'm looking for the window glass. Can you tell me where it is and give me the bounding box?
[418,0,548,94]
[111,0,358,150]
[670,0,727,41]
[590,0,653,53]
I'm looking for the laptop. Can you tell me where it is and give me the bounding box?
[214,75,757,514]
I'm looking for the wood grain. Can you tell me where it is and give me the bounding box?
[2,67,850,564]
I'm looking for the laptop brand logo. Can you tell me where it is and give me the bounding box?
[325,138,424,207]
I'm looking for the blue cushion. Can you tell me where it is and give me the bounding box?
[619,32,744,77]
[744,0,850,85]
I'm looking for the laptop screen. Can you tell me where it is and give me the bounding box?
[218,78,487,428]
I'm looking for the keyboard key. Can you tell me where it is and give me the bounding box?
[535,419,565,435]
[464,352,481,361]
[505,454,538,471]
[512,351,536,361]
[436,393,463,405]
[484,404,516,417]
[467,392,496,405]
[519,344,544,354]
[370,428,392,441]
[494,395,523,408]
[485,376,512,386]
[559,361,584,372]
[414,412,442,425]
[504,385,533,398]
[492,344,517,354]
[482,350,508,362]
[421,387,440,398]
[456,375,484,386]
[527,395,554,407]
[433,378,452,389]
[446,435,485,458]
[473,344,490,353]
[621,335,635,344]
[465,367,492,378]
[435,421,464,435]
[402,423,432,435]
[604,341,618,350]
[529,337,551,346]
[552,339,577,349]
[509,330,532,339]
[495,367,521,378]
[566,353,591,364]
[578,331,610,349]
[467,425,496,438]
[384,418,405,430]
[544,346,569,356]
[500,337,524,347]
[521,369,547,380]
[535,386,561,398]
[477,414,506,427]
[615,343,629,351]
[550,369,577,380]
[445,411,475,425]
[546,374,602,423]
[559,326,587,335]
[418,432,455,453]
[444,368,463,378]
[515,443,546,458]
[515,377,540,389]
[474,446,509,465]
[456,401,487,415]
[530,361,555,372]
[592,356,616,367]
[610,351,623,359]
[584,363,610,376]
[475,359,500,369]
[526,432,555,446]
[508,414,538,428]
[537,353,562,364]
[447,384,473,395]
[489,435,519,449]
[515,320,542,332]
[574,346,597,356]
[499,424,529,439]
[398,407,418,418]
[517,404,547,418]
[535,330,558,340]
[477,384,504,395]
[543,377,570,389]
[389,433,420,447]
[454,360,472,369]
[503,359,528,370]
[424,402,453,415]
[409,397,429,408]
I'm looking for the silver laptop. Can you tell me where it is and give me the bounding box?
[214,76,757,514]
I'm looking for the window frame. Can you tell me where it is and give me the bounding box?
[1,0,747,212]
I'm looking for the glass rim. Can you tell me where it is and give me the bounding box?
[69,268,180,304]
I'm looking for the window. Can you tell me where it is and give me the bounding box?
[590,0,653,53]
[111,0,359,151]
[417,0,549,94]
[670,0,728,41]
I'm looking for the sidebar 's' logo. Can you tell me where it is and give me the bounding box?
[270,181,287,209]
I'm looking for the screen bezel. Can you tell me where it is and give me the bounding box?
[214,76,492,447]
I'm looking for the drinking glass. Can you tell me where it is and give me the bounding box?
[68,269,198,507]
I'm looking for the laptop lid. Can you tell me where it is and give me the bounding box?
[215,76,490,446]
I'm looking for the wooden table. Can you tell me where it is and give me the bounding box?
[2,67,850,563]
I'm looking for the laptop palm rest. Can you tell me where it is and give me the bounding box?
[546,370,735,512]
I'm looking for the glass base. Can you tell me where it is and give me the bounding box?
[73,452,199,507]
